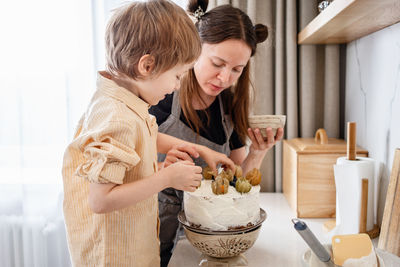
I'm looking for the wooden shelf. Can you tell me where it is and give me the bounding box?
[298,0,400,44]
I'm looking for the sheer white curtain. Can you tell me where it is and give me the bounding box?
[0,0,97,266]
[0,0,188,265]
[0,1,96,182]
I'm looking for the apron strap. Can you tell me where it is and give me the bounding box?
[170,90,234,149]
[171,91,181,117]
[217,94,234,141]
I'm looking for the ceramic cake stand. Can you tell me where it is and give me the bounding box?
[178,209,267,267]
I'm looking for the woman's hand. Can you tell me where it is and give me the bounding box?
[163,144,199,168]
[248,127,284,154]
[235,127,284,175]
[196,145,235,173]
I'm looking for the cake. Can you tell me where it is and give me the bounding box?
[183,166,261,231]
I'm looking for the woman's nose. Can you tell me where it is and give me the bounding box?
[217,68,230,83]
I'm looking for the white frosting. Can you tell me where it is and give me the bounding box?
[184,180,260,231]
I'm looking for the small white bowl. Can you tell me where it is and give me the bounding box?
[248,115,286,138]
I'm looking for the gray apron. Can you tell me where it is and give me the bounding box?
[157,91,233,267]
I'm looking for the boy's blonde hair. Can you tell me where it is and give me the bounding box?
[105,0,201,79]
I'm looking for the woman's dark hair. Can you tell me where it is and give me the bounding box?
[188,0,268,54]
[181,0,269,143]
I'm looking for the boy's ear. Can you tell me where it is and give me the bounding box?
[138,54,155,77]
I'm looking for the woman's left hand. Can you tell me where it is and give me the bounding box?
[163,144,199,168]
[248,127,284,153]
[235,127,284,175]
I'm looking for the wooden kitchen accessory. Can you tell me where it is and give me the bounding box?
[333,122,380,237]
[348,123,368,233]
[332,234,376,266]
[359,178,369,233]
[283,128,368,218]
[378,148,400,257]
[347,122,357,160]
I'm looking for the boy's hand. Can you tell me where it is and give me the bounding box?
[163,144,200,168]
[165,160,202,192]
[197,145,235,174]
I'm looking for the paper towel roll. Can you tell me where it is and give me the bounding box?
[334,157,378,234]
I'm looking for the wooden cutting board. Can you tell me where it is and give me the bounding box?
[378,148,400,256]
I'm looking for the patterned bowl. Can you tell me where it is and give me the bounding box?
[248,115,286,138]
[178,209,266,258]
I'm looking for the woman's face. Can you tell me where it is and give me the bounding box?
[193,39,252,97]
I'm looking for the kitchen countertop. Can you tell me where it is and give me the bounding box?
[168,193,371,267]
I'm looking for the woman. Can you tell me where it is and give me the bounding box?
[149,0,284,265]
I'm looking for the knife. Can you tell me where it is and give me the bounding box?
[292,219,338,267]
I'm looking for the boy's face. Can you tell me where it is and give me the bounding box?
[139,63,191,105]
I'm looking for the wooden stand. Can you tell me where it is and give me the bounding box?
[363,177,380,239]
[347,122,357,160]
[359,178,368,233]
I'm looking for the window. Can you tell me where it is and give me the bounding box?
[0,0,188,185]
[0,0,95,184]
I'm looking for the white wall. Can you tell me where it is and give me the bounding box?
[345,22,400,224]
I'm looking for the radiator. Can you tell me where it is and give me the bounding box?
[0,215,71,267]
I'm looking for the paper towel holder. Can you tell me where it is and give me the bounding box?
[329,122,381,239]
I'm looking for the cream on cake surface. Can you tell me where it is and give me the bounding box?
[184,180,260,231]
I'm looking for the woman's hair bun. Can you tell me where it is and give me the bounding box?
[187,0,209,14]
[254,24,268,43]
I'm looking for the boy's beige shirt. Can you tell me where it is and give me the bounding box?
[62,73,160,266]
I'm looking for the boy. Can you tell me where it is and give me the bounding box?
[62,1,233,266]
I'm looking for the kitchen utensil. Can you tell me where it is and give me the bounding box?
[178,209,266,258]
[332,233,376,266]
[333,122,380,236]
[378,148,400,256]
[292,219,336,266]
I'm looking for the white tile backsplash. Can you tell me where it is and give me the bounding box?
[345,22,400,224]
